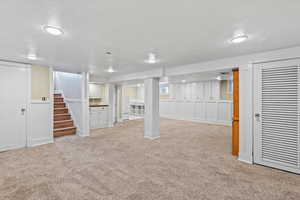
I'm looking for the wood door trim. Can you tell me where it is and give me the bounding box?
[232,69,239,156]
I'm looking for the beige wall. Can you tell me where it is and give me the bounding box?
[88,83,108,103]
[123,87,137,100]
[89,83,106,98]
[31,65,50,100]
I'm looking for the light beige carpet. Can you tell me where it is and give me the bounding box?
[0,118,299,200]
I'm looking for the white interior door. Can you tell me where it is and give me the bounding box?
[253,59,300,174]
[0,64,29,151]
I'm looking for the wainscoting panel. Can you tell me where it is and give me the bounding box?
[160,100,232,126]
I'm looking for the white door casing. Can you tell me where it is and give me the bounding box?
[253,59,300,174]
[0,64,30,151]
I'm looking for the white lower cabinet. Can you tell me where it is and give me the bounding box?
[89,106,109,129]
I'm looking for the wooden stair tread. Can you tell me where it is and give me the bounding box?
[53,94,76,137]
[54,126,76,131]
[54,113,70,116]
[54,119,73,123]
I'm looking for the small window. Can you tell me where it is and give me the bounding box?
[160,86,169,95]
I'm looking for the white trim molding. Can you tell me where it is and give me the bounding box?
[238,64,254,164]
[144,136,160,140]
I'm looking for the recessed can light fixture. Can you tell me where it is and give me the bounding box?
[216,76,222,81]
[181,79,186,83]
[231,34,248,44]
[106,66,115,73]
[43,25,64,36]
[27,53,37,60]
[145,53,159,64]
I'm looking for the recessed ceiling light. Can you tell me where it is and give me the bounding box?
[181,80,186,83]
[43,25,64,36]
[231,34,248,44]
[27,53,37,60]
[216,76,222,81]
[137,84,141,87]
[106,66,115,73]
[145,53,159,64]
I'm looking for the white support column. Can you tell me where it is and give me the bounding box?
[238,64,254,164]
[107,83,116,127]
[116,85,123,122]
[144,78,160,139]
[80,72,90,137]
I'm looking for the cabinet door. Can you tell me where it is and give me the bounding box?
[102,110,108,126]
[89,112,95,129]
[98,111,104,128]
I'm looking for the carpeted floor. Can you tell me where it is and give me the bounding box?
[0,119,299,200]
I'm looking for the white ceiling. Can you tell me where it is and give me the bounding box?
[1,0,300,77]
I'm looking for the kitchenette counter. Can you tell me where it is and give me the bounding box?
[89,104,109,107]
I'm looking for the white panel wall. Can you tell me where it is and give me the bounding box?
[239,65,253,164]
[159,80,231,125]
[27,101,53,146]
[169,80,221,101]
[160,100,232,126]
[27,66,53,147]
[137,86,145,100]
[67,99,83,131]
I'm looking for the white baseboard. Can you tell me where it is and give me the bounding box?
[0,144,25,152]
[238,156,253,164]
[77,128,90,137]
[160,116,231,126]
[117,118,123,123]
[144,136,160,140]
[27,137,54,147]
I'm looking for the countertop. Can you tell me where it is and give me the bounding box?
[89,104,109,107]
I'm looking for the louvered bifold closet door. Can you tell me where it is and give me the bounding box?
[254,60,300,174]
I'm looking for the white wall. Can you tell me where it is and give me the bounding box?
[137,85,145,100]
[160,80,231,125]
[160,100,232,126]
[169,80,220,100]
[239,65,253,164]
[27,66,53,147]
[55,72,82,99]
[89,83,107,99]
[28,101,53,146]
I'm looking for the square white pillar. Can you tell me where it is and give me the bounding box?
[144,78,160,139]
[80,72,90,137]
[107,83,116,127]
[116,85,123,122]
